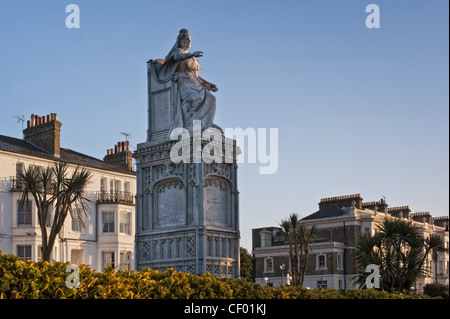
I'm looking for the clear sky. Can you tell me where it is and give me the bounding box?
[0,0,448,250]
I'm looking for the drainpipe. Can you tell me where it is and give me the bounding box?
[343,220,347,290]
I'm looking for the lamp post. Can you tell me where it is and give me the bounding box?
[280,263,285,286]
[264,277,268,286]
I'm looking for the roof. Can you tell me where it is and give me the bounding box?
[0,134,135,176]
[301,204,346,221]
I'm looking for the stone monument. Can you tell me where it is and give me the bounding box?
[133,29,240,278]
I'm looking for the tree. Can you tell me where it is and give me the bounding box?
[279,213,318,287]
[297,223,319,287]
[18,161,92,262]
[354,217,445,292]
[239,247,255,281]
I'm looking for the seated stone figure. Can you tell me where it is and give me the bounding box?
[157,29,219,133]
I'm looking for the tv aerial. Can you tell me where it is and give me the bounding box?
[120,132,136,150]
[13,114,25,130]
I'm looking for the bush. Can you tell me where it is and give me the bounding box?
[0,251,432,299]
[423,283,449,299]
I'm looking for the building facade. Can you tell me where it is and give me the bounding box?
[0,113,136,272]
[253,194,449,293]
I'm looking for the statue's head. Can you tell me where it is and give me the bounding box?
[177,29,191,50]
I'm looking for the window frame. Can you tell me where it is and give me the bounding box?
[119,212,131,235]
[102,251,115,270]
[102,211,115,234]
[264,257,274,273]
[17,245,32,261]
[316,254,327,270]
[17,200,32,226]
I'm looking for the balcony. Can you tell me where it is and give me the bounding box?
[10,178,57,193]
[97,191,134,206]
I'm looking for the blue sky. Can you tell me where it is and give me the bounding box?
[0,0,448,250]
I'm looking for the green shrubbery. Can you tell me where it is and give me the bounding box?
[423,283,449,299]
[0,251,436,299]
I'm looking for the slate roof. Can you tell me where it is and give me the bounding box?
[0,134,135,176]
[301,204,346,221]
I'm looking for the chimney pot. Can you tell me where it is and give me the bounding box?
[23,112,61,157]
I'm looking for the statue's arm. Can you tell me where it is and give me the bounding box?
[173,51,203,61]
[198,76,218,92]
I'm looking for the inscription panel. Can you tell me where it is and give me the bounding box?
[204,177,230,227]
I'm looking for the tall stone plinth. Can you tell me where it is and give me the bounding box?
[133,137,240,278]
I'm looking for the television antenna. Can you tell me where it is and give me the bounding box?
[13,114,25,131]
[120,132,136,150]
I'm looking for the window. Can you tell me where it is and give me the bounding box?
[264,257,274,273]
[317,254,326,270]
[114,180,121,193]
[317,280,327,289]
[102,212,115,233]
[38,246,42,260]
[17,200,32,225]
[72,208,82,232]
[120,251,131,270]
[46,207,52,227]
[363,227,370,235]
[438,261,444,275]
[124,182,130,193]
[17,245,32,261]
[102,251,115,270]
[29,165,42,176]
[16,163,23,179]
[100,178,107,192]
[119,212,131,234]
[337,254,343,270]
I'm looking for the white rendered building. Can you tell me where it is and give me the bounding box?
[0,113,136,271]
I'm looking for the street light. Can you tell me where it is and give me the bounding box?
[286,272,292,285]
[264,277,269,286]
[280,263,285,286]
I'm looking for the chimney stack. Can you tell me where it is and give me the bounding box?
[23,113,61,157]
[319,194,363,210]
[103,141,133,171]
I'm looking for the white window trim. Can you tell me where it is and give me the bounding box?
[102,211,115,234]
[316,254,327,270]
[264,257,274,273]
[337,253,343,270]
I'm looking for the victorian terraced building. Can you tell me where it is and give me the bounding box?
[0,113,136,271]
[252,194,449,293]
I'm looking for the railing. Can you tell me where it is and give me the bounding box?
[10,178,57,193]
[97,191,134,205]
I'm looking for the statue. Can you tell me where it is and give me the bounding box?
[158,29,219,132]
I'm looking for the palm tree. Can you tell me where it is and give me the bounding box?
[279,213,318,287]
[354,217,445,292]
[279,216,298,285]
[18,161,92,262]
[297,223,319,287]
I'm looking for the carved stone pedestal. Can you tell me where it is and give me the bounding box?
[133,138,240,278]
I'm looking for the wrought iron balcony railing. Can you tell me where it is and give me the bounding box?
[10,178,57,193]
[97,191,134,205]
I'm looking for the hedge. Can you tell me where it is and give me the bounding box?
[0,251,434,299]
